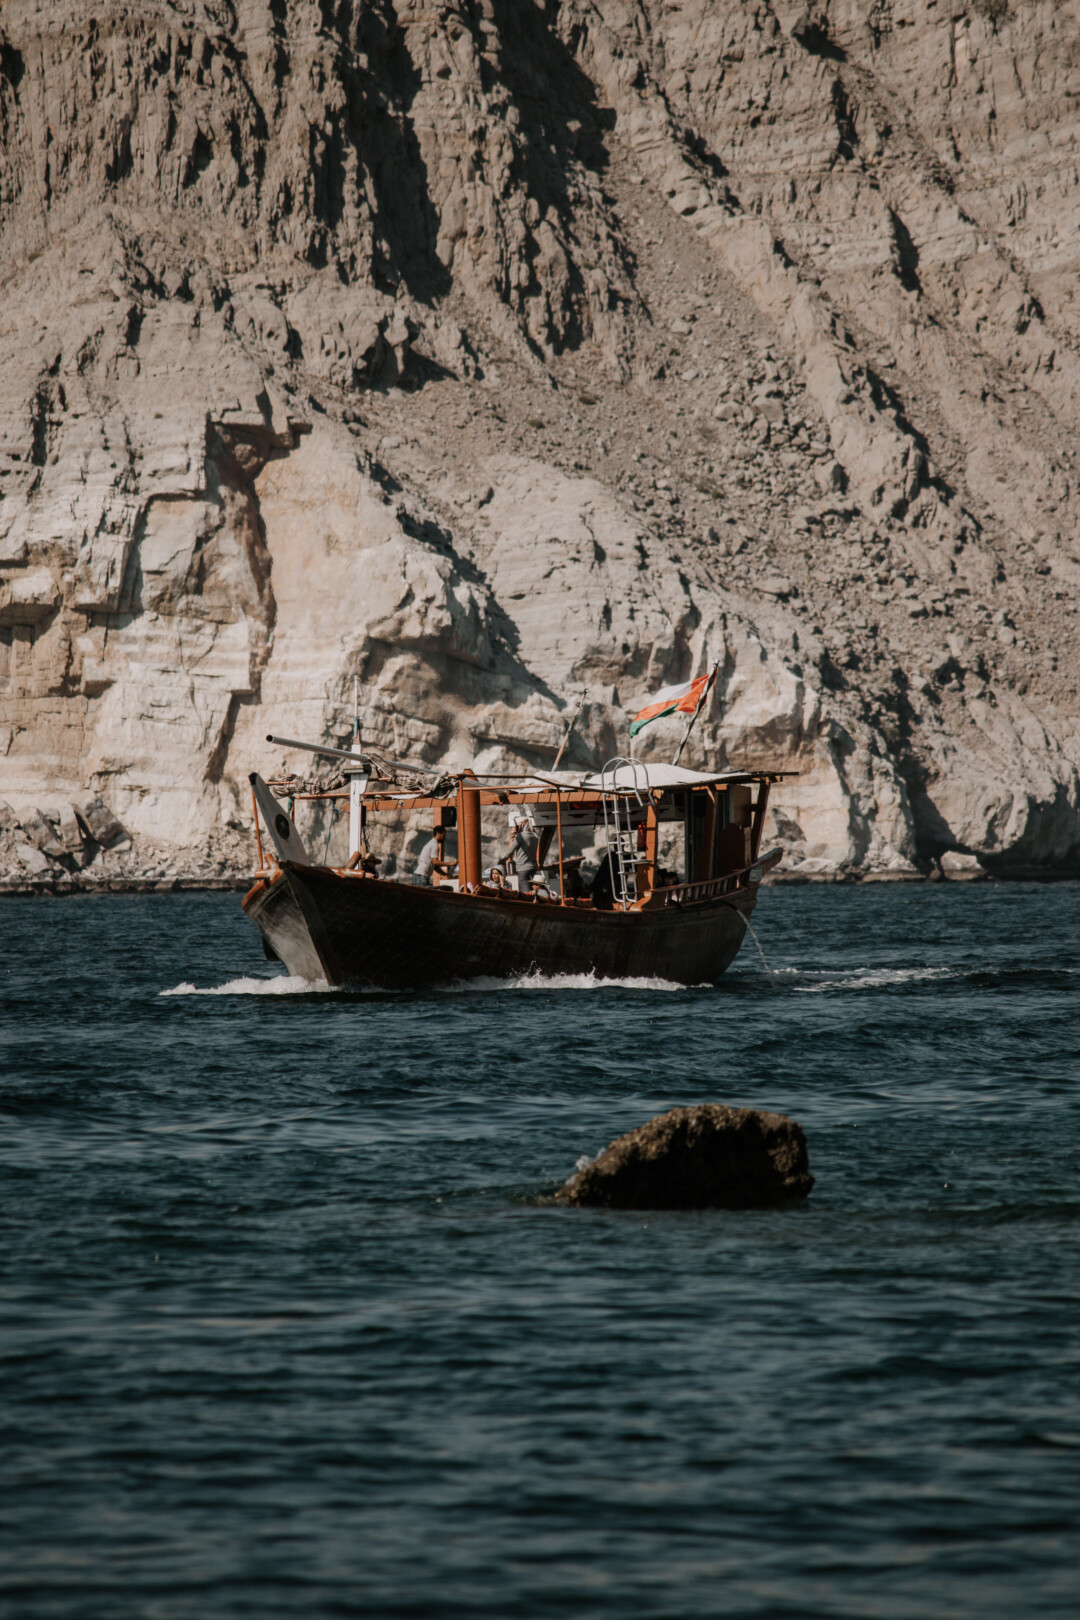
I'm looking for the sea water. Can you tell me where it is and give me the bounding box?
[1,884,1079,1618]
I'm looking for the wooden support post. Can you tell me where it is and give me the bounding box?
[750,781,771,862]
[699,788,718,883]
[555,791,565,905]
[637,800,659,901]
[457,775,482,892]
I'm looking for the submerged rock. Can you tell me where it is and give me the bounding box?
[556,1104,813,1210]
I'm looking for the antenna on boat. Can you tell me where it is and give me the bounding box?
[352,675,360,745]
[552,689,586,771]
[672,660,720,766]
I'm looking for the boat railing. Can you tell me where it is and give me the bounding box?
[659,872,748,905]
[657,851,777,906]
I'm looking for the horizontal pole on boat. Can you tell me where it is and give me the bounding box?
[266,735,370,768]
[265,735,439,775]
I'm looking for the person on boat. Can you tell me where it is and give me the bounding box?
[414,826,446,886]
[492,808,541,892]
[512,809,542,888]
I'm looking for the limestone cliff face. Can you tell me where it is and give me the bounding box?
[1,0,1078,884]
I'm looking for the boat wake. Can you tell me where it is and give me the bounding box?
[439,969,700,994]
[161,968,701,997]
[162,975,334,997]
[782,965,956,994]
[161,964,972,999]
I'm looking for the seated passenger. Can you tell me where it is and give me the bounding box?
[347,847,381,875]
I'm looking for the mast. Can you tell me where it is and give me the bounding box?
[552,689,586,771]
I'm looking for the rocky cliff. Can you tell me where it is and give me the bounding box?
[2,0,1079,886]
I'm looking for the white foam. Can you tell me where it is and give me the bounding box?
[161,964,953,998]
[790,966,954,994]
[439,969,698,993]
[161,968,695,997]
[161,974,333,997]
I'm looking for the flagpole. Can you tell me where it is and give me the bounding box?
[672,660,719,766]
[552,689,586,771]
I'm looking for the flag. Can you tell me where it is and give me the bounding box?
[629,669,714,738]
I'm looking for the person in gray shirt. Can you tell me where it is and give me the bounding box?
[414,826,447,885]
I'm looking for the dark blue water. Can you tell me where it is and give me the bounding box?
[2,885,1079,1618]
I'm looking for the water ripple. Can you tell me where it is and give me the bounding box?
[1,884,1078,1617]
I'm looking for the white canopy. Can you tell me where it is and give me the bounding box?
[472,764,760,794]
[578,764,750,792]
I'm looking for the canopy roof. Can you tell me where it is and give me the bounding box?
[268,749,794,808]
[348,765,793,811]
[578,764,760,792]
[464,764,786,793]
[263,731,794,801]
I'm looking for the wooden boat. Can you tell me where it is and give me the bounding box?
[242,748,787,988]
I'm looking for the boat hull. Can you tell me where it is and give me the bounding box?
[242,864,757,988]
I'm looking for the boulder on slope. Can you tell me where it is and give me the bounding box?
[74,796,127,849]
[18,809,64,858]
[556,1104,813,1210]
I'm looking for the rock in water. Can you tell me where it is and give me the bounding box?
[556,1105,813,1210]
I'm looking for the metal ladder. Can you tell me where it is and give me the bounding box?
[598,757,649,910]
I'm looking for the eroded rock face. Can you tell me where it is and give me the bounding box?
[556,1104,814,1209]
[1,1,1079,885]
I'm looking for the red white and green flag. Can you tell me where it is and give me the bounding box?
[628,668,715,739]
